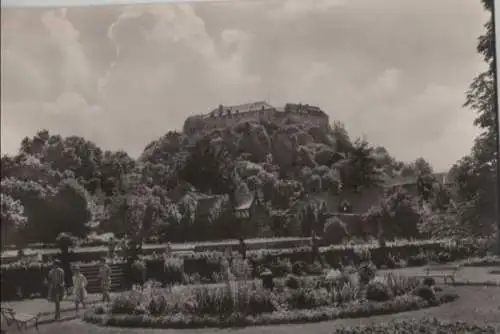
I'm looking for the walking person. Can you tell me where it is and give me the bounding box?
[48,260,65,321]
[163,243,175,290]
[72,265,88,315]
[310,231,323,267]
[238,237,247,260]
[99,258,111,304]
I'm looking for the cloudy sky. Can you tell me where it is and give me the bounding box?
[1,0,490,172]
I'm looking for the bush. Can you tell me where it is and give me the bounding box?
[330,281,361,305]
[323,217,349,245]
[436,290,459,304]
[413,285,436,304]
[270,258,293,277]
[292,261,307,275]
[148,295,168,316]
[285,288,329,309]
[308,262,324,275]
[423,277,436,286]
[111,293,144,315]
[358,262,376,285]
[243,287,276,315]
[407,252,428,266]
[162,257,184,286]
[131,260,147,286]
[365,281,392,302]
[285,274,301,289]
[383,273,420,297]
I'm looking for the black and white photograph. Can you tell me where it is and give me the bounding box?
[1,0,499,333]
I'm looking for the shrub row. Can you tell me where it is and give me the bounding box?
[0,238,488,301]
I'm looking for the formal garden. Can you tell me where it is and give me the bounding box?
[83,267,459,328]
[2,0,499,333]
[1,237,496,301]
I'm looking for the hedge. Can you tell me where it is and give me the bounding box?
[332,317,496,333]
[0,238,489,301]
[1,237,315,264]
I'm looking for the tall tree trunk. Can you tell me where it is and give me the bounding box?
[492,1,500,256]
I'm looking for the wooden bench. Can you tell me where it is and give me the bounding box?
[417,264,461,285]
[1,305,40,332]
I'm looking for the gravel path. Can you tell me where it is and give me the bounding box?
[19,286,500,334]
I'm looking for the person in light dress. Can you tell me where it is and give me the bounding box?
[72,265,88,314]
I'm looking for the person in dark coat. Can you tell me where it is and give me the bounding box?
[238,237,247,260]
[310,231,323,266]
[48,260,65,320]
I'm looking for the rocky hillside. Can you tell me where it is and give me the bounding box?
[138,103,439,239]
[1,103,449,246]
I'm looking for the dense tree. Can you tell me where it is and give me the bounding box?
[0,193,28,248]
[338,139,381,191]
[413,158,434,176]
[1,176,57,243]
[140,131,187,165]
[363,188,421,241]
[330,122,353,154]
[44,179,92,240]
[297,198,328,236]
[180,136,237,200]
[323,216,349,245]
[106,172,171,261]
[18,130,103,192]
[99,150,136,197]
[416,174,435,203]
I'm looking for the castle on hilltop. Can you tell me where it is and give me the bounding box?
[183,101,329,134]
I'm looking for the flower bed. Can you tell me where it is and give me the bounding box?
[0,238,489,301]
[83,272,458,329]
[332,317,496,333]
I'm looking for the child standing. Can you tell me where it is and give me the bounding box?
[72,265,88,314]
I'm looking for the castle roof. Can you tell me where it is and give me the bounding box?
[211,101,275,115]
[234,192,254,211]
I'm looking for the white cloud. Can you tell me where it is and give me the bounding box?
[40,8,92,94]
[43,91,101,116]
[369,68,401,97]
[0,0,487,170]
[268,0,347,20]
